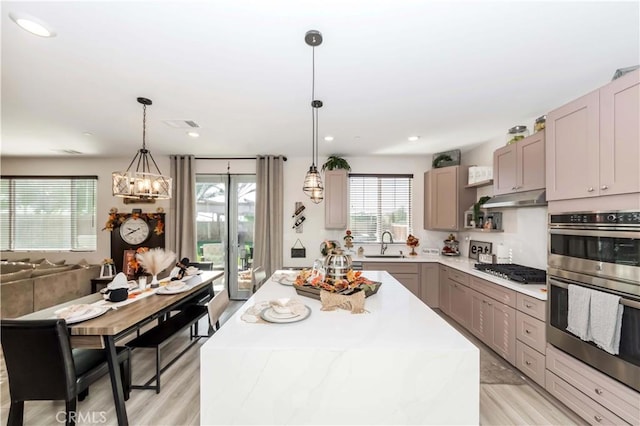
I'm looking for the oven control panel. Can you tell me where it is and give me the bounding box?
[550,211,640,225]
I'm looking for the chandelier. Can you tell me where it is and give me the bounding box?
[112,97,172,200]
[302,30,324,204]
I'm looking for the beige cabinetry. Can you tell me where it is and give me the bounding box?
[546,344,640,425]
[362,262,420,298]
[546,70,640,201]
[439,265,450,316]
[493,131,545,195]
[424,166,475,231]
[324,169,348,229]
[420,263,439,308]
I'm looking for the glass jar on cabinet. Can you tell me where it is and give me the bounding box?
[506,125,529,145]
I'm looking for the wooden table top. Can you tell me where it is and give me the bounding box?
[20,271,223,337]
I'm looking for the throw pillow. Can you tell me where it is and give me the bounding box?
[0,269,34,282]
[31,265,74,277]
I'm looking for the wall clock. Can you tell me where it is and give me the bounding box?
[119,217,151,245]
[109,213,165,274]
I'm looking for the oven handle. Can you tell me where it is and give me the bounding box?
[549,277,640,309]
[549,229,639,239]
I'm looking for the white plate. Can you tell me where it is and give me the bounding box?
[156,284,190,295]
[55,305,110,324]
[260,305,311,323]
[186,268,201,276]
[274,273,297,286]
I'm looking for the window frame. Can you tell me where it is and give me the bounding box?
[0,175,98,252]
[348,173,413,244]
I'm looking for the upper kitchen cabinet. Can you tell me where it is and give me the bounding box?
[424,165,475,231]
[493,131,545,195]
[546,70,639,201]
[324,169,348,229]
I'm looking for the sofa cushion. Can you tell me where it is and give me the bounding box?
[31,265,75,277]
[0,262,36,274]
[0,268,34,282]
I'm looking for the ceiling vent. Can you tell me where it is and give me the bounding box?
[162,120,200,129]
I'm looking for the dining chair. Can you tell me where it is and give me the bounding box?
[207,287,230,332]
[251,266,267,293]
[1,319,131,426]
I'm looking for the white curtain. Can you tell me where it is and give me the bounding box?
[254,155,284,277]
[169,155,196,261]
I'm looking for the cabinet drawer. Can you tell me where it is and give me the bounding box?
[363,262,418,274]
[516,341,545,387]
[545,371,628,426]
[447,268,469,286]
[517,293,546,321]
[547,345,640,424]
[516,311,546,354]
[469,276,516,308]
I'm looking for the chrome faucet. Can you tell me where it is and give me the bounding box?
[380,231,393,254]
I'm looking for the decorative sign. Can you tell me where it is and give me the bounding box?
[468,240,492,260]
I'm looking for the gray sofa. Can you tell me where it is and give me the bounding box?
[1,261,100,318]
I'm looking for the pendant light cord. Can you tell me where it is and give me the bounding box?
[311,45,316,167]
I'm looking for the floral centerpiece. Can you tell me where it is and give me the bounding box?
[135,248,175,287]
[406,234,420,256]
[294,269,380,296]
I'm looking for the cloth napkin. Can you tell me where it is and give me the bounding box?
[566,284,591,340]
[107,272,130,290]
[241,298,307,323]
[590,290,624,355]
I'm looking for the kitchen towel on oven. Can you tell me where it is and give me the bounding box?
[590,290,624,355]
[566,284,592,341]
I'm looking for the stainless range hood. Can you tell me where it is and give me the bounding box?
[482,189,547,208]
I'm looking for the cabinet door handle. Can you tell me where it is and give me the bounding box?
[487,302,493,306]
[601,185,608,190]
[594,415,603,423]
[525,329,531,334]
[594,388,603,395]
[587,187,595,192]
[525,303,533,308]
[525,360,531,366]
[511,186,517,190]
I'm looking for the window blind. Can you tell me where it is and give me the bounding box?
[0,177,97,251]
[348,174,413,243]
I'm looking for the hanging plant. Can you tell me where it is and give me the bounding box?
[321,155,351,171]
[473,196,492,224]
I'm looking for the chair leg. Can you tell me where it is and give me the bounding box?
[7,401,24,426]
[65,398,77,426]
[156,347,161,394]
[77,388,89,401]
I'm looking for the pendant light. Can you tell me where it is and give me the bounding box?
[112,97,172,200]
[302,30,324,204]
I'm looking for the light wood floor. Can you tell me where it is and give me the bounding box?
[1,302,585,425]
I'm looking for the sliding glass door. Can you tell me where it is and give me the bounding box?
[195,174,255,300]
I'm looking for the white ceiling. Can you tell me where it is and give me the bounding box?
[1,1,639,159]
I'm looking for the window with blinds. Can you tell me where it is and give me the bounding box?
[0,177,97,251]
[348,174,413,243]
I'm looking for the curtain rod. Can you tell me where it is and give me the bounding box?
[194,156,287,161]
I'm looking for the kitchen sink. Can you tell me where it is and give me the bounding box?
[364,255,405,258]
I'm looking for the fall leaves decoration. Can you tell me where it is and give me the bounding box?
[102,207,164,235]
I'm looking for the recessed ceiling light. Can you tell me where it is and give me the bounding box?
[408,136,420,142]
[187,131,200,138]
[9,12,56,37]
[324,136,334,142]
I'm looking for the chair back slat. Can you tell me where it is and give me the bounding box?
[207,288,230,329]
[251,266,267,293]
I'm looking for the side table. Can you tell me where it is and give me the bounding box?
[90,277,114,293]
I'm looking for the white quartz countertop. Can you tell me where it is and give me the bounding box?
[355,254,548,300]
[200,271,479,425]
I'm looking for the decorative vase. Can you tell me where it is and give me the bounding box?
[150,274,160,288]
[409,246,418,256]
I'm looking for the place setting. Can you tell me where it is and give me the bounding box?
[156,280,191,295]
[242,298,311,324]
[271,271,298,286]
[54,303,110,324]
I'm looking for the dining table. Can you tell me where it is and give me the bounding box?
[200,270,479,425]
[19,270,223,426]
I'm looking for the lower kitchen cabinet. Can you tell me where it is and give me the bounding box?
[448,279,471,329]
[439,266,450,316]
[469,287,516,365]
[546,344,640,425]
[362,262,420,298]
[470,288,493,343]
[420,263,439,308]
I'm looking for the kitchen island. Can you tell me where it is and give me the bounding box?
[200,271,479,425]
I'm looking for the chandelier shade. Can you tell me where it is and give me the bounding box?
[112,97,172,200]
[301,30,324,203]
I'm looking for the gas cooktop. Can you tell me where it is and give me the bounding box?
[474,263,547,284]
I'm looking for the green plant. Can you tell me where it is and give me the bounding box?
[322,155,351,171]
[473,196,491,224]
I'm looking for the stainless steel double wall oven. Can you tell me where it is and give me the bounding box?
[547,211,640,392]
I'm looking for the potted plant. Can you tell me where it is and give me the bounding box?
[473,196,491,227]
[322,155,351,172]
